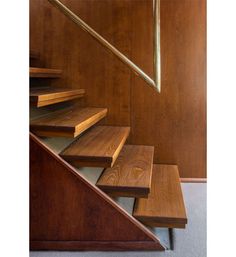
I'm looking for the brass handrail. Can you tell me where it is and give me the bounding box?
[48,0,161,92]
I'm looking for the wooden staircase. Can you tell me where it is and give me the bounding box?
[30,52,187,251]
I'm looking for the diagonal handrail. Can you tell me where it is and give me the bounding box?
[48,0,161,92]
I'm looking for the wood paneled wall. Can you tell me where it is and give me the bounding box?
[30,0,206,178]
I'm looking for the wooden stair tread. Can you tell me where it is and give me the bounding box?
[60,126,130,167]
[30,106,107,138]
[30,67,62,78]
[96,145,154,197]
[133,164,187,228]
[30,87,85,107]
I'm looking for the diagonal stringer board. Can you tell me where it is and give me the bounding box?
[30,133,164,251]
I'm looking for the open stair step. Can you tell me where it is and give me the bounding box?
[30,67,62,78]
[60,126,130,167]
[30,106,107,138]
[133,164,187,228]
[30,87,85,107]
[96,145,154,198]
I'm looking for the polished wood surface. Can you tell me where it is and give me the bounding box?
[30,67,62,78]
[30,106,108,137]
[130,0,206,178]
[48,0,160,91]
[30,0,131,126]
[133,165,187,228]
[30,0,206,178]
[60,126,130,167]
[97,145,154,198]
[30,87,85,107]
[30,133,164,250]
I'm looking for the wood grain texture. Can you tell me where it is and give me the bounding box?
[30,133,164,250]
[30,106,107,138]
[30,0,206,178]
[133,165,187,228]
[60,126,130,167]
[96,145,154,198]
[130,0,206,178]
[30,87,85,107]
[30,0,131,126]
[30,67,62,78]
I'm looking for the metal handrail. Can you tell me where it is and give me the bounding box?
[48,0,161,92]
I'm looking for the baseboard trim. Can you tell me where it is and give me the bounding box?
[180,178,207,183]
[30,240,165,251]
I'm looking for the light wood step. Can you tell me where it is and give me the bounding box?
[30,106,107,138]
[60,126,130,167]
[133,165,187,228]
[30,87,85,107]
[30,67,62,78]
[96,145,154,198]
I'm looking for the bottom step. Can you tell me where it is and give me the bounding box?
[133,165,187,228]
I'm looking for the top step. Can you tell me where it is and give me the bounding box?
[133,165,187,229]
[30,67,62,78]
[30,106,108,138]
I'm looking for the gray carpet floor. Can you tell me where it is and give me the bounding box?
[30,183,206,257]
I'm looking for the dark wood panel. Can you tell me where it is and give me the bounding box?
[96,145,154,198]
[30,0,206,178]
[30,50,40,59]
[60,126,130,167]
[30,106,107,137]
[133,164,187,228]
[30,133,164,250]
[130,0,206,178]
